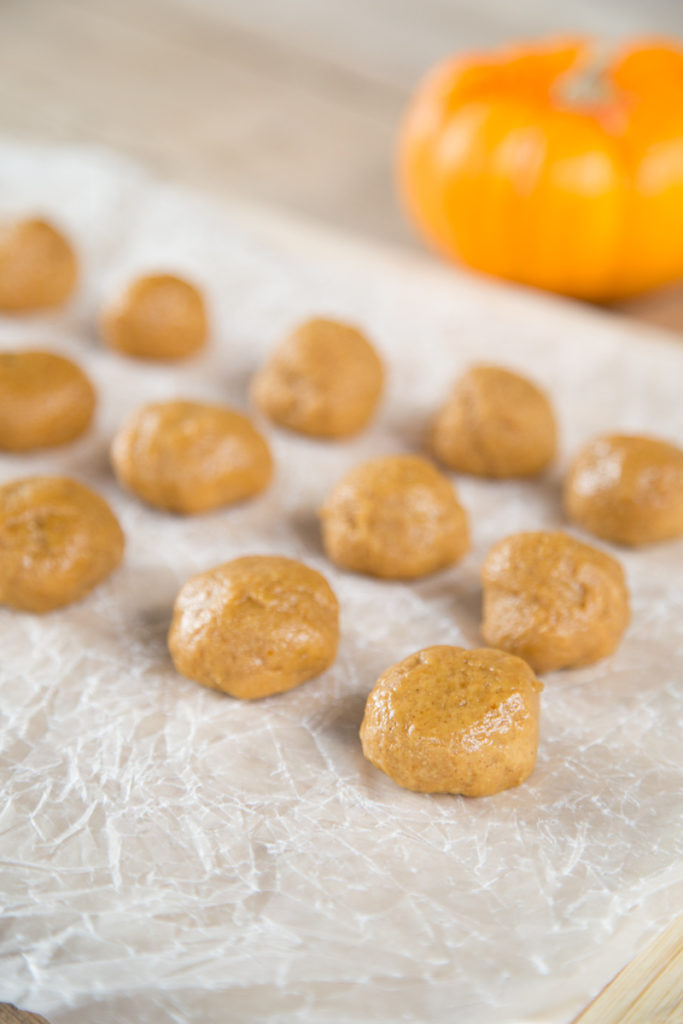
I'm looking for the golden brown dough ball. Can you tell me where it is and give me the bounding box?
[0,476,124,613]
[0,217,77,312]
[320,454,470,579]
[168,555,339,699]
[251,317,384,438]
[481,531,629,672]
[360,645,542,796]
[0,350,95,451]
[430,364,557,478]
[564,434,683,546]
[100,273,208,359]
[111,400,273,515]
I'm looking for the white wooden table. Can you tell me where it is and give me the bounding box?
[0,3,682,1021]
[3,0,683,330]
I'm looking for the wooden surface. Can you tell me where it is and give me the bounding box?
[572,916,683,1024]
[2,0,683,330]
[0,2,682,1022]
[0,0,681,247]
[0,1008,50,1024]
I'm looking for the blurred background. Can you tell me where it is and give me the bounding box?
[2,0,683,320]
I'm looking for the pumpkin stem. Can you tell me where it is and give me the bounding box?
[554,41,617,111]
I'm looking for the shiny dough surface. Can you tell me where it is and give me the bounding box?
[0,350,95,451]
[360,645,542,796]
[111,399,272,514]
[252,317,383,438]
[0,476,124,612]
[565,433,683,545]
[168,555,339,699]
[321,454,469,579]
[430,364,557,478]
[482,530,630,672]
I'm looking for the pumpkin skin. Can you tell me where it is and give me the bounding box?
[398,37,683,300]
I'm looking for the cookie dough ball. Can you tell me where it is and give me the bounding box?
[321,454,469,579]
[168,555,339,699]
[0,476,124,612]
[565,434,683,546]
[430,365,557,478]
[360,645,542,796]
[0,350,96,451]
[252,317,383,438]
[0,217,77,312]
[111,400,273,515]
[482,531,629,672]
[101,273,208,359]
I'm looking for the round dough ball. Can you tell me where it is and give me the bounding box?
[168,555,339,699]
[0,476,124,613]
[251,317,383,438]
[0,217,77,312]
[100,273,208,359]
[430,364,557,478]
[111,400,273,515]
[481,531,629,672]
[564,434,683,546]
[360,645,542,796]
[0,350,96,451]
[320,454,469,579]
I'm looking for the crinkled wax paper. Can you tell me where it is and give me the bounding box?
[0,141,681,1024]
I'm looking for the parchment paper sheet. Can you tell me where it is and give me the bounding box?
[0,141,681,1024]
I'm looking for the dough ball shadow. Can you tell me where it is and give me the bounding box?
[382,405,430,453]
[320,687,368,752]
[288,506,325,557]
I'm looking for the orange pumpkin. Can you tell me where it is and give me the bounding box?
[398,37,683,300]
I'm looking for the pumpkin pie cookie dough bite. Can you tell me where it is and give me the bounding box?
[169,555,339,699]
[0,476,124,613]
[481,531,630,673]
[0,217,77,312]
[320,454,469,579]
[111,399,272,515]
[430,364,557,478]
[100,273,208,359]
[251,317,384,438]
[565,434,683,546]
[360,645,542,796]
[0,350,96,451]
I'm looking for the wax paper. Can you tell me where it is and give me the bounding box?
[0,141,681,1024]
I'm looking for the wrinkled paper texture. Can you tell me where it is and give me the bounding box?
[0,142,682,1024]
